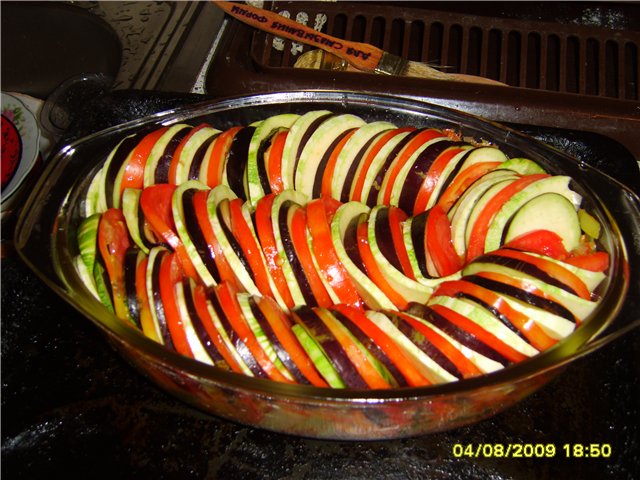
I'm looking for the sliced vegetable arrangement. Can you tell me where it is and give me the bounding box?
[75,110,609,389]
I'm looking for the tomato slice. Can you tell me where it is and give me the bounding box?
[135,256,161,343]
[320,129,357,198]
[254,194,295,309]
[255,296,328,387]
[120,127,168,194]
[433,279,557,351]
[425,205,463,277]
[380,129,446,206]
[289,205,334,308]
[356,221,409,310]
[98,208,132,322]
[490,248,591,300]
[436,161,502,213]
[305,197,364,309]
[228,198,277,299]
[265,129,289,194]
[350,128,414,202]
[168,124,210,184]
[412,147,466,215]
[387,206,415,279]
[564,251,609,272]
[204,126,243,188]
[503,229,569,260]
[429,304,528,363]
[158,251,192,358]
[332,305,431,387]
[394,311,484,378]
[140,184,198,279]
[191,190,242,289]
[466,173,549,262]
[315,308,392,389]
[215,282,291,382]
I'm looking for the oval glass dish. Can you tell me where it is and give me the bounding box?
[14,91,640,440]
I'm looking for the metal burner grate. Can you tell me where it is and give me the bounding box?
[252,2,639,101]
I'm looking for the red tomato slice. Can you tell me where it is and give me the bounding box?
[98,208,132,322]
[320,129,357,198]
[351,128,414,202]
[265,129,289,194]
[228,198,277,298]
[254,194,295,309]
[255,296,328,387]
[135,256,161,343]
[395,311,484,378]
[412,147,466,215]
[425,205,463,277]
[466,173,549,262]
[215,282,291,382]
[190,284,246,374]
[564,251,609,272]
[120,127,168,194]
[191,190,242,289]
[356,221,409,310]
[429,304,528,363]
[504,229,569,260]
[315,308,392,389]
[490,248,591,300]
[331,304,432,387]
[289,205,333,308]
[433,279,557,351]
[306,197,364,309]
[140,184,198,280]
[168,124,210,184]
[436,161,502,213]
[158,251,193,358]
[204,126,243,187]
[387,206,415,279]
[381,129,446,206]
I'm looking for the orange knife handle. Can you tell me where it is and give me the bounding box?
[214,1,384,72]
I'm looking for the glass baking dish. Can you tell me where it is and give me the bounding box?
[14,91,640,440]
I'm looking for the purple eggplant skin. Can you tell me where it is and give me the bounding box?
[124,247,142,329]
[397,140,459,214]
[465,274,577,323]
[373,207,403,272]
[406,302,512,367]
[410,211,431,278]
[312,128,356,199]
[473,253,579,297]
[104,132,145,208]
[278,201,317,306]
[188,133,218,181]
[365,129,422,208]
[180,279,229,368]
[343,213,369,275]
[339,129,390,203]
[181,188,222,283]
[204,286,268,378]
[150,249,176,350]
[256,132,276,195]
[155,127,191,185]
[386,311,463,380]
[293,113,334,176]
[226,126,256,201]
[330,309,407,387]
[292,305,368,389]
[248,296,310,384]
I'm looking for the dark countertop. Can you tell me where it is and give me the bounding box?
[2,91,639,480]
